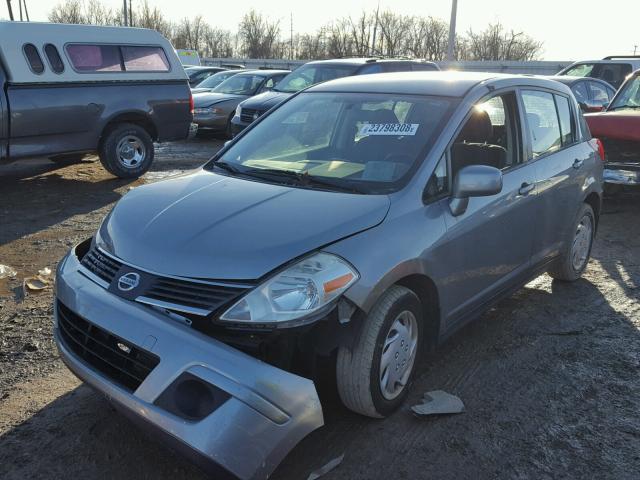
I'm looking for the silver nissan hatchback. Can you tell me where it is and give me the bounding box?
[54,72,603,479]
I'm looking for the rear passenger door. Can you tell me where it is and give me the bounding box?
[437,90,540,329]
[520,90,590,265]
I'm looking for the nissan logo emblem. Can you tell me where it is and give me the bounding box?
[117,272,140,292]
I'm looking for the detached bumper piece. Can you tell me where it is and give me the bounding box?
[604,163,640,185]
[54,250,324,480]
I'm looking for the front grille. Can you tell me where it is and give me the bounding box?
[144,277,247,313]
[79,245,250,315]
[240,108,263,124]
[81,247,122,284]
[57,301,160,392]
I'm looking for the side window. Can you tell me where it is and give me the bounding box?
[383,63,410,73]
[425,155,449,200]
[66,44,123,72]
[44,44,64,74]
[572,82,589,104]
[555,95,575,145]
[259,77,276,93]
[359,64,384,74]
[412,63,438,72]
[450,92,520,177]
[588,81,610,106]
[23,44,44,74]
[121,46,169,72]
[521,90,562,158]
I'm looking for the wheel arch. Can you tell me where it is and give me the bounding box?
[584,191,602,229]
[394,274,441,350]
[99,111,158,149]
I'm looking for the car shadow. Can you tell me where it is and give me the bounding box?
[2,272,637,480]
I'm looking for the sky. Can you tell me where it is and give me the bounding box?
[11,0,640,60]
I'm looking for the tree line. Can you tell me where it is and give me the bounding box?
[48,0,544,61]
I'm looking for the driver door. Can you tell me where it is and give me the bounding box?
[434,90,540,333]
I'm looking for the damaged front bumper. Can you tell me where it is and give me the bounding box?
[53,250,324,480]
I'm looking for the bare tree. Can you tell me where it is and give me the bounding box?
[49,0,115,25]
[238,9,281,58]
[464,23,543,61]
[348,12,372,57]
[202,26,235,58]
[375,11,411,57]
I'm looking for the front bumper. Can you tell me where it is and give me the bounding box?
[54,250,323,480]
[193,113,229,132]
[230,115,249,136]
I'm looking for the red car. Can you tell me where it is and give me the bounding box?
[584,70,640,189]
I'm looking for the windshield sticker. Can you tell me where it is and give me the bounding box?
[359,123,419,136]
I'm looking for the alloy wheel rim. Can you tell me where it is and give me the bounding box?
[116,135,146,168]
[379,310,418,400]
[571,214,593,272]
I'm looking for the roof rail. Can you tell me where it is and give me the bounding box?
[602,55,640,60]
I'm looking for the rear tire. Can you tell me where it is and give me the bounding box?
[336,285,423,418]
[98,123,154,178]
[548,203,595,281]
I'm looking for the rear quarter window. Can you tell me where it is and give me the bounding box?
[121,46,170,72]
[44,44,64,74]
[66,44,123,72]
[23,43,44,74]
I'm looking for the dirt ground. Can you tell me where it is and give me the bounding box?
[0,142,639,480]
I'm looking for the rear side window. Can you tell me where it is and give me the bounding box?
[66,44,123,72]
[521,90,562,158]
[412,63,438,71]
[121,46,169,72]
[588,81,611,105]
[23,43,44,74]
[44,44,64,74]
[554,95,575,145]
[572,82,589,103]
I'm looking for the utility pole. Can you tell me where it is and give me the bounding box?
[446,0,458,61]
[6,0,14,20]
[635,45,638,56]
[371,1,380,56]
[122,0,128,26]
[129,0,132,26]
[18,0,21,21]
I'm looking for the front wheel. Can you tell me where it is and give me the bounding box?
[548,203,595,281]
[99,123,154,178]
[336,285,423,418]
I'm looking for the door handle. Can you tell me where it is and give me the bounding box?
[518,182,535,195]
[573,158,584,169]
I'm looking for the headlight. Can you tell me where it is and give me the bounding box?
[235,104,242,117]
[94,210,114,253]
[194,106,223,115]
[220,252,358,325]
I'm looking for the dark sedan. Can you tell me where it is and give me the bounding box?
[185,66,227,87]
[192,70,289,137]
[548,76,617,112]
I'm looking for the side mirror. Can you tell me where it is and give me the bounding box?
[449,165,503,216]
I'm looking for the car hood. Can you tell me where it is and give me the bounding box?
[101,170,390,280]
[191,87,213,94]
[193,92,246,108]
[241,91,292,111]
[585,110,640,142]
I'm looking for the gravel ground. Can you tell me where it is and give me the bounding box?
[1,143,639,480]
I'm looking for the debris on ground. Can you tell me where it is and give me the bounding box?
[23,267,53,293]
[411,390,465,416]
[0,264,17,279]
[307,454,345,480]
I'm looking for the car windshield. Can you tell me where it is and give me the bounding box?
[563,63,595,77]
[206,92,456,194]
[196,71,238,89]
[213,74,265,95]
[274,64,359,93]
[609,75,640,110]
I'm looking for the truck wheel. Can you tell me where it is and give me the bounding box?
[336,285,423,418]
[548,203,595,281]
[99,123,154,178]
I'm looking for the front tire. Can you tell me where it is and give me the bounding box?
[336,285,423,418]
[99,123,154,178]
[548,203,595,281]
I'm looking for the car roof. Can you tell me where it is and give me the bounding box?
[307,71,568,97]
[304,58,433,67]
[187,66,224,70]
[234,69,290,76]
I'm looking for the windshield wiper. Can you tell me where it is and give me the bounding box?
[246,168,364,193]
[211,161,242,174]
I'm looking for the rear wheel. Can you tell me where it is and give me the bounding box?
[548,203,595,281]
[336,285,423,418]
[99,123,154,178]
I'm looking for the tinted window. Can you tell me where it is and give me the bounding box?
[383,63,413,73]
[609,75,640,110]
[275,64,359,93]
[555,95,574,145]
[44,44,64,73]
[23,44,44,74]
[121,46,169,71]
[522,90,562,158]
[66,44,122,72]
[359,64,384,74]
[412,63,438,71]
[572,82,589,103]
[425,155,449,199]
[588,81,611,106]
